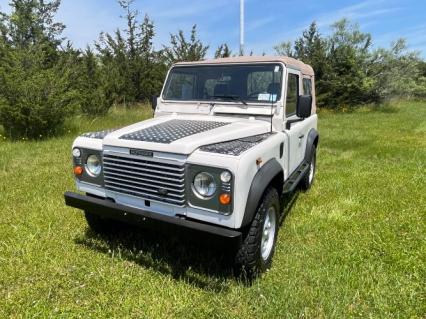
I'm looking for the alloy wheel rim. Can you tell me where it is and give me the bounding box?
[308,157,315,184]
[261,207,276,261]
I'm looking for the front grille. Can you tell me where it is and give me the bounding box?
[103,153,186,206]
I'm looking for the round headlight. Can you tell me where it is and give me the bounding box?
[85,155,102,177]
[193,172,216,198]
[72,148,81,158]
[220,170,232,183]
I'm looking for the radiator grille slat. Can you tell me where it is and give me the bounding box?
[103,153,186,206]
[103,161,184,177]
[104,171,183,189]
[104,178,185,197]
[104,155,185,172]
[103,166,184,184]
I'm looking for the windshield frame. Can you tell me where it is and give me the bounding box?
[160,62,285,106]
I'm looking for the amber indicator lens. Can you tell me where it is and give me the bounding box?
[74,166,83,176]
[219,193,231,205]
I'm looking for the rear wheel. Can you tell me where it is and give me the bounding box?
[234,187,280,279]
[300,147,316,191]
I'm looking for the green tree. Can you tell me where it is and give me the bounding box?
[415,60,426,98]
[274,19,423,108]
[277,22,330,105]
[274,41,294,57]
[95,0,165,105]
[215,43,232,58]
[137,14,168,101]
[0,0,79,139]
[369,39,424,100]
[79,47,113,115]
[322,19,374,107]
[163,25,209,64]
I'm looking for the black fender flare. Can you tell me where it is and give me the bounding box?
[304,129,319,161]
[241,159,283,228]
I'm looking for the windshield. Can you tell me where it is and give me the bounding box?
[162,64,283,103]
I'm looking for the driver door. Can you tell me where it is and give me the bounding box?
[285,69,306,174]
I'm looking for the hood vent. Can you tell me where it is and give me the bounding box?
[199,133,274,156]
[81,129,117,139]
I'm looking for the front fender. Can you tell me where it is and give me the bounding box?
[304,128,319,161]
[240,159,283,228]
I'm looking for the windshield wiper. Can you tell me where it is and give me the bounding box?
[213,95,248,106]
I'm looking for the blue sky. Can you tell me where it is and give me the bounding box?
[0,0,425,57]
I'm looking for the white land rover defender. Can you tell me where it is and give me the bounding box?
[65,56,319,277]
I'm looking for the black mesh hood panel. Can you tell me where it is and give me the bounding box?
[119,119,230,144]
[199,133,274,156]
[81,129,117,139]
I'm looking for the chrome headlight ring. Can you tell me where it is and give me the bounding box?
[192,172,217,199]
[85,154,102,177]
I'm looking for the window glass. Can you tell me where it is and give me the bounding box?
[286,73,299,116]
[163,64,283,103]
[247,70,282,101]
[303,78,312,96]
[164,72,196,100]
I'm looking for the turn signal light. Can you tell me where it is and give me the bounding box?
[74,166,83,176]
[219,193,231,205]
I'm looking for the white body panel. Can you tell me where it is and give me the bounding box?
[286,114,317,174]
[102,114,271,155]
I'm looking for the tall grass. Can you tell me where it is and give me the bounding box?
[0,101,424,318]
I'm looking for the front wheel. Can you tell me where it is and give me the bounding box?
[234,187,280,279]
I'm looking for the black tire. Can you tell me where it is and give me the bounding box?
[234,187,280,279]
[84,211,118,235]
[300,147,316,191]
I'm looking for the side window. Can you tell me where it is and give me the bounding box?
[303,78,312,96]
[286,73,299,116]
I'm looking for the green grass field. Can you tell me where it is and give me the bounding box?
[0,101,425,318]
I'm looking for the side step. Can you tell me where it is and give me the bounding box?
[282,161,310,194]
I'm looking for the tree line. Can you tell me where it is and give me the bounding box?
[275,21,426,108]
[0,0,424,139]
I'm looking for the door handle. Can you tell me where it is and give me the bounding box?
[298,134,305,139]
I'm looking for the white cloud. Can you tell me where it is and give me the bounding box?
[148,0,231,19]
[374,24,426,52]
[248,0,405,56]
[246,16,276,32]
[314,0,401,28]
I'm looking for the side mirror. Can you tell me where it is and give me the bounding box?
[296,95,312,119]
[150,95,158,110]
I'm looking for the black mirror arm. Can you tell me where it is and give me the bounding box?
[286,118,304,130]
[151,95,158,110]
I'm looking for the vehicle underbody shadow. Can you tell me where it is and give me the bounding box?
[280,190,299,226]
[74,222,237,292]
[74,190,300,290]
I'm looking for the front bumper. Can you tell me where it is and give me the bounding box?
[64,192,242,245]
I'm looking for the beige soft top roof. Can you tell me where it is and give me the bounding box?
[174,56,314,76]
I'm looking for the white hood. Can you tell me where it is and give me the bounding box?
[102,114,271,155]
